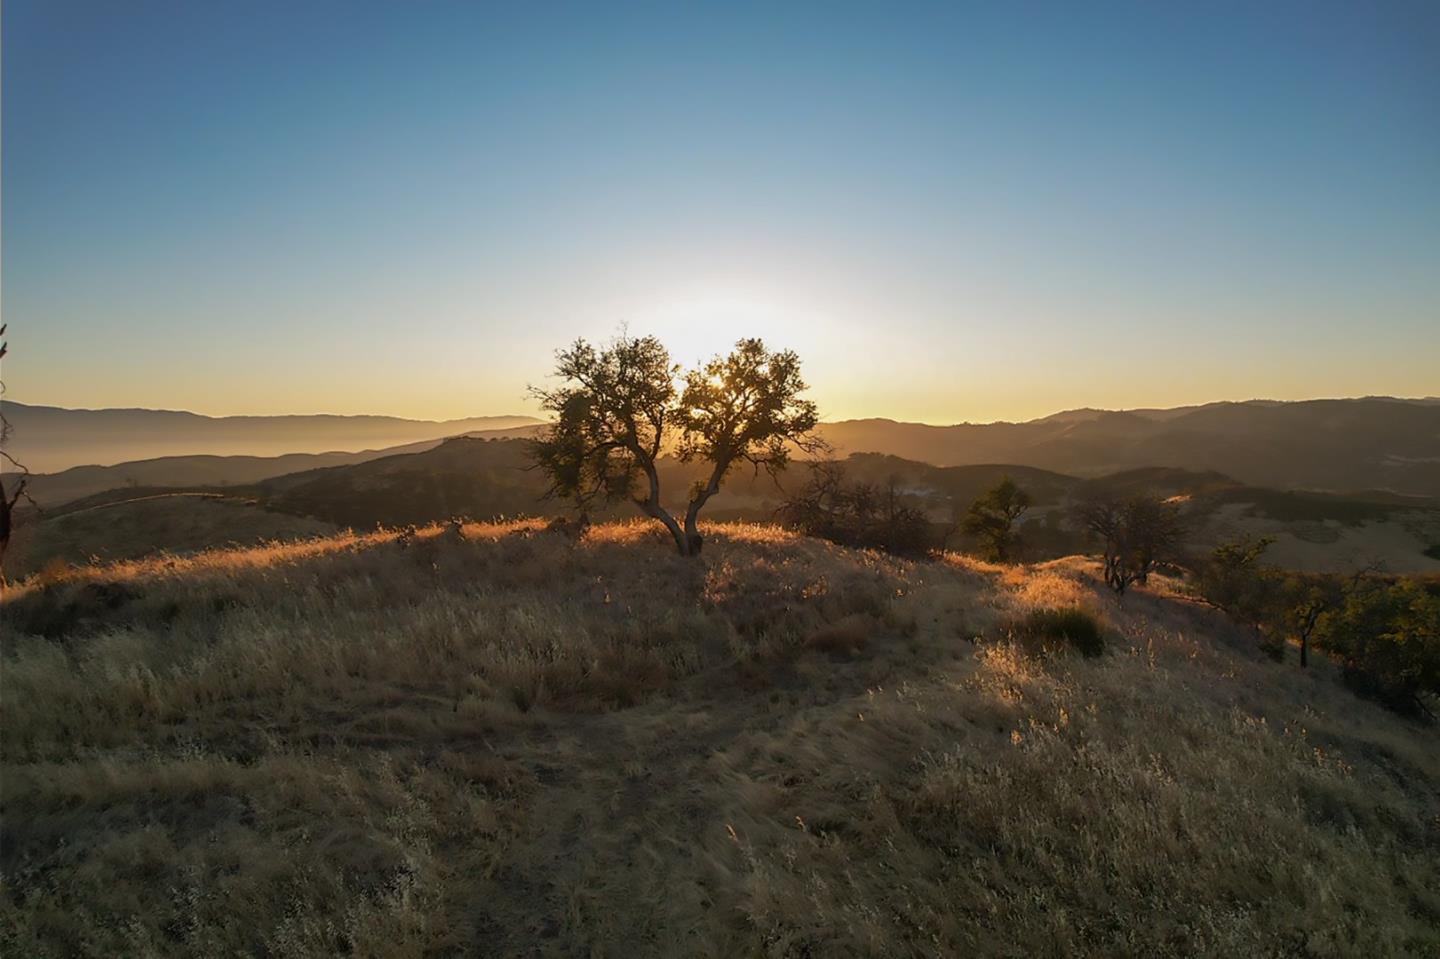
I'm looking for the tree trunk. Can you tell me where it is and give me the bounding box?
[679,458,728,558]
[634,459,690,555]
[1300,634,1308,669]
[682,504,705,556]
[643,501,690,555]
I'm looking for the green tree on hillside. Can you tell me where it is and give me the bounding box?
[962,476,1031,561]
[1320,576,1440,715]
[531,333,820,556]
[1279,573,1346,668]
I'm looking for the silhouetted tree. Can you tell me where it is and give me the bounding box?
[675,338,822,552]
[531,333,820,555]
[0,324,36,579]
[962,476,1031,561]
[1076,495,1184,596]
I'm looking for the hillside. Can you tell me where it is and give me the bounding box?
[252,439,1440,573]
[2,523,1435,956]
[11,427,548,508]
[1,493,337,580]
[819,398,1440,496]
[10,438,1438,579]
[9,397,1439,495]
[0,402,543,473]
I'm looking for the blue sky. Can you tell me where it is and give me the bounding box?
[4,0,1438,422]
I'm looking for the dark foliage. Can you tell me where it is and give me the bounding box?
[1322,577,1440,716]
[1194,537,1440,715]
[1019,607,1106,658]
[961,476,1031,562]
[1194,536,1281,630]
[530,333,820,555]
[778,461,933,557]
[1075,495,1185,596]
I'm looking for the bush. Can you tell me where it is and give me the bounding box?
[779,461,935,557]
[1019,607,1106,658]
[1320,577,1440,716]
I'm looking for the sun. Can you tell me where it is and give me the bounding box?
[628,287,817,364]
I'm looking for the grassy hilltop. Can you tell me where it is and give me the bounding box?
[2,522,1438,956]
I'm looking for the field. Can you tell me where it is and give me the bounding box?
[2,522,1438,956]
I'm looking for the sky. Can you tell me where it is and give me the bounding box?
[3,0,1438,425]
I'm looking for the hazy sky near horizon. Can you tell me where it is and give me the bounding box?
[4,1,1438,424]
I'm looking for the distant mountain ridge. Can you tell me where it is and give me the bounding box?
[0,402,543,472]
[817,398,1440,496]
[4,396,1437,495]
[14,427,545,507]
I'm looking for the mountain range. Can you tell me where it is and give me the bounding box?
[0,402,543,473]
[816,398,1440,496]
[6,396,1437,497]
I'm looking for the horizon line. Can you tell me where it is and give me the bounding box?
[6,393,1438,431]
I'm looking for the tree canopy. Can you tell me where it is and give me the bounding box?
[962,476,1031,562]
[531,333,820,555]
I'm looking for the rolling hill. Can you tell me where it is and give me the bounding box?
[0,401,543,473]
[9,437,1438,578]
[1,493,337,580]
[7,397,1439,495]
[11,426,546,508]
[818,397,1440,495]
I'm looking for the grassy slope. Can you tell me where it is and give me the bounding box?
[2,523,1437,957]
[2,493,338,580]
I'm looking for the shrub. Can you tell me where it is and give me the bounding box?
[1019,607,1105,658]
[1319,577,1440,716]
[778,461,935,557]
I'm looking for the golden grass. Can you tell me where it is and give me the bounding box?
[2,522,1437,956]
[2,494,340,582]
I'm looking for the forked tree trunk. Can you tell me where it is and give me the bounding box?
[680,459,728,557]
[634,461,691,555]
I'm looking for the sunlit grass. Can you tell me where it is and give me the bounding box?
[2,521,1436,956]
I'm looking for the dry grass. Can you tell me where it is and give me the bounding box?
[2,521,1437,956]
[2,494,339,581]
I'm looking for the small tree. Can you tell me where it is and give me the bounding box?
[531,333,819,556]
[1197,537,1274,609]
[1196,536,1284,654]
[962,476,1031,562]
[0,324,36,578]
[1279,573,1343,669]
[1076,495,1184,597]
